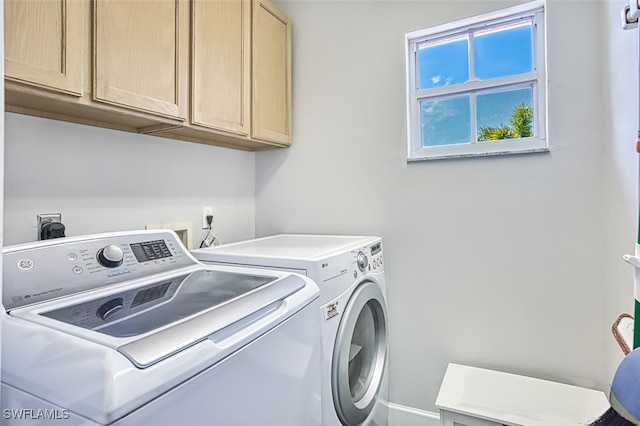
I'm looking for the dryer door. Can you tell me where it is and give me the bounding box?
[332,280,387,426]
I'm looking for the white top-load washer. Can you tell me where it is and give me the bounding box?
[192,234,389,426]
[1,230,322,425]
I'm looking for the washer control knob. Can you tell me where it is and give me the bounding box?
[357,251,368,272]
[97,245,124,268]
[96,297,124,321]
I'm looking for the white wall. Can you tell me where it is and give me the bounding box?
[258,0,611,416]
[4,113,256,247]
[601,1,639,386]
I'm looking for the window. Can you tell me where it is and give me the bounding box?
[405,1,547,161]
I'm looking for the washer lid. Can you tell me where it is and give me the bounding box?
[117,271,304,368]
[12,269,306,368]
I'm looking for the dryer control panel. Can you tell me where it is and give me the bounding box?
[355,241,383,274]
[3,230,198,311]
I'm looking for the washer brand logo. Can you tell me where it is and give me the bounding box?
[16,259,34,271]
[325,302,339,321]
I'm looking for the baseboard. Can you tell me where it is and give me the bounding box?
[387,402,440,426]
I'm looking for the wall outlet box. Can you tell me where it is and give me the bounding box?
[37,213,62,240]
[202,206,213,229]
[146,222,192,249]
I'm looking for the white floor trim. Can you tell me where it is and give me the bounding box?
[387,402,440,426]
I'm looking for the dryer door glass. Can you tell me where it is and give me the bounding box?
[333,280,387,426]
[350,303,376,401]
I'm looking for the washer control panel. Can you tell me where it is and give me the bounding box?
[3,230,197,311]
[97,244,125,268]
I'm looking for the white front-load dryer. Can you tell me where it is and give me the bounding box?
[192,234,389,426]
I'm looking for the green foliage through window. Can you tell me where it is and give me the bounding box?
[477,103,533,142]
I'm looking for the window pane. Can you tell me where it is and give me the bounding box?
[473,20,533,80]
[476,87,533,142]
[417,35,469,89]
[421,96,471,146]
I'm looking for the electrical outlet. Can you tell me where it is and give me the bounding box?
[202,206,213,229]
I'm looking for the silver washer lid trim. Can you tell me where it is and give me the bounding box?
[117,274,305,368]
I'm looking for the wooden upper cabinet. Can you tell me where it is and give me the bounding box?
[4,0,292,150]
[251,0,292,145]
[191,0,250,135]
[5,0,83,96]
[93,0,188,120]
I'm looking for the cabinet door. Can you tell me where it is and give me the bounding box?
[93,0,187,120]
[191,0,250,135]
[5,0,83,96]
[251,0,291,145]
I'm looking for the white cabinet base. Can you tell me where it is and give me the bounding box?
[436,364,609,426]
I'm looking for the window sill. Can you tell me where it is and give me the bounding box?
[407,138,549,162]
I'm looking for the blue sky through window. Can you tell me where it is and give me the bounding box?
[417,20,534,147]
[421,96,470,147]
[418,37,469,90]
[475,23,533,79]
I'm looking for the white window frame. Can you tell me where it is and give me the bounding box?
[405,1,547,161]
